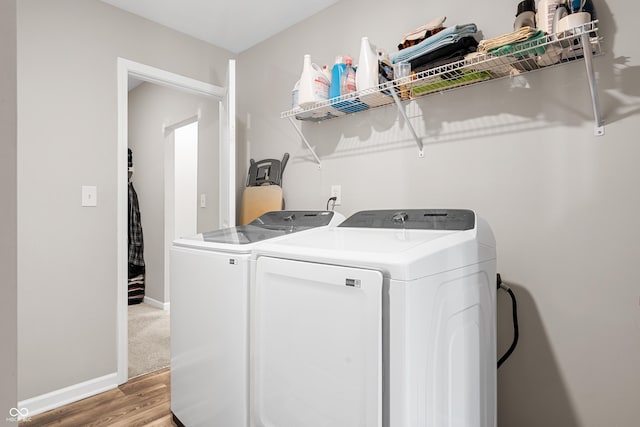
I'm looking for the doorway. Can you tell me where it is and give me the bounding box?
[127,90,202,379]
[117,58,236,385]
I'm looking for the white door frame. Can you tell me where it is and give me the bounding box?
[116,57,236,384]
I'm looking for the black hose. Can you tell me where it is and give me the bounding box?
[497,274,519,369]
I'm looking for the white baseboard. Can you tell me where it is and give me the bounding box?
[18,372,118,418]
[143,296,170,311]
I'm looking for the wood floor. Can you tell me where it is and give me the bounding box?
[21,368,175,427]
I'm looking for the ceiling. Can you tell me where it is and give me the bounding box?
[100,0,340,54]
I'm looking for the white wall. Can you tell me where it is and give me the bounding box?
[17,0,233,401]
[0,0,18,423]
[129,83,218,304]
[237,0,640,425]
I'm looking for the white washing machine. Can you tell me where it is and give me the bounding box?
[250,209,497,427]
[170,210,344,427]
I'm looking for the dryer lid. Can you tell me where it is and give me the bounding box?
[339,209,475,230]
[253,209,495,280]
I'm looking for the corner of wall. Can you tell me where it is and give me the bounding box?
[0,0,18,423]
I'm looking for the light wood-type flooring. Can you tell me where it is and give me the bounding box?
[21,368,175,427]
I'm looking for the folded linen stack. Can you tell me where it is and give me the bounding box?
[477,26,544,55]
[476,26,554,69]
[391,24,479,63]
[391,23,480,74]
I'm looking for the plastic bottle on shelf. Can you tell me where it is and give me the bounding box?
[298,54,330,108]
[340,56,357,95]
[322,65,332,85]
[291,79,301,110]
[329,56,346,99]
[535,0,566,34]
[377,48,394,84]
[356,37,378,92]
[514,0,536,30]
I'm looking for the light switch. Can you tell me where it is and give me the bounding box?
[200,193,207,208]
[82,186,97,207]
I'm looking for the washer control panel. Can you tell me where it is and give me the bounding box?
[196,211,338,244]
[251,210,336,227]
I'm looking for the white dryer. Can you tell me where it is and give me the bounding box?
[170,210,344,427]
[250,209,497,427]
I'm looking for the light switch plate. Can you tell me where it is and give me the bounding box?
[82,186,97,207]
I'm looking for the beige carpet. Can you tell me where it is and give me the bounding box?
[128,302,170,379]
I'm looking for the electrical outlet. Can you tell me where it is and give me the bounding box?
[331,185,342,206]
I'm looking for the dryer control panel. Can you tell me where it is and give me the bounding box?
[339,209,475,230]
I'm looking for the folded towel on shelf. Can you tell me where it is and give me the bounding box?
[391,23,478,64]
[488,31,547,57]
[411,71,492,96]
[410,36,479,72]
[477,26,542,53]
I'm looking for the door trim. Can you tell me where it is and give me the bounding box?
[116,57,234,385]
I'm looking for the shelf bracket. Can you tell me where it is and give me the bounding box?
[288,117,321,168]
[581,32,605,136]
[390,89,424,157]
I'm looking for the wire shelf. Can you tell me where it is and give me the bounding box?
[281,21,602,122]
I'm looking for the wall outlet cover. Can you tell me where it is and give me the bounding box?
[331,185,342,205]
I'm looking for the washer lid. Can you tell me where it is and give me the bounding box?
[198,224,312,245]
[173,210,341,250]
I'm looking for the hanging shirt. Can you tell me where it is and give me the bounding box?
[128,182,145,268]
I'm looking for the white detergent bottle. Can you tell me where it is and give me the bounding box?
[356,36,378,92]
[536,0,566,34]
[298,54,330,108]
[322,65,332,85]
